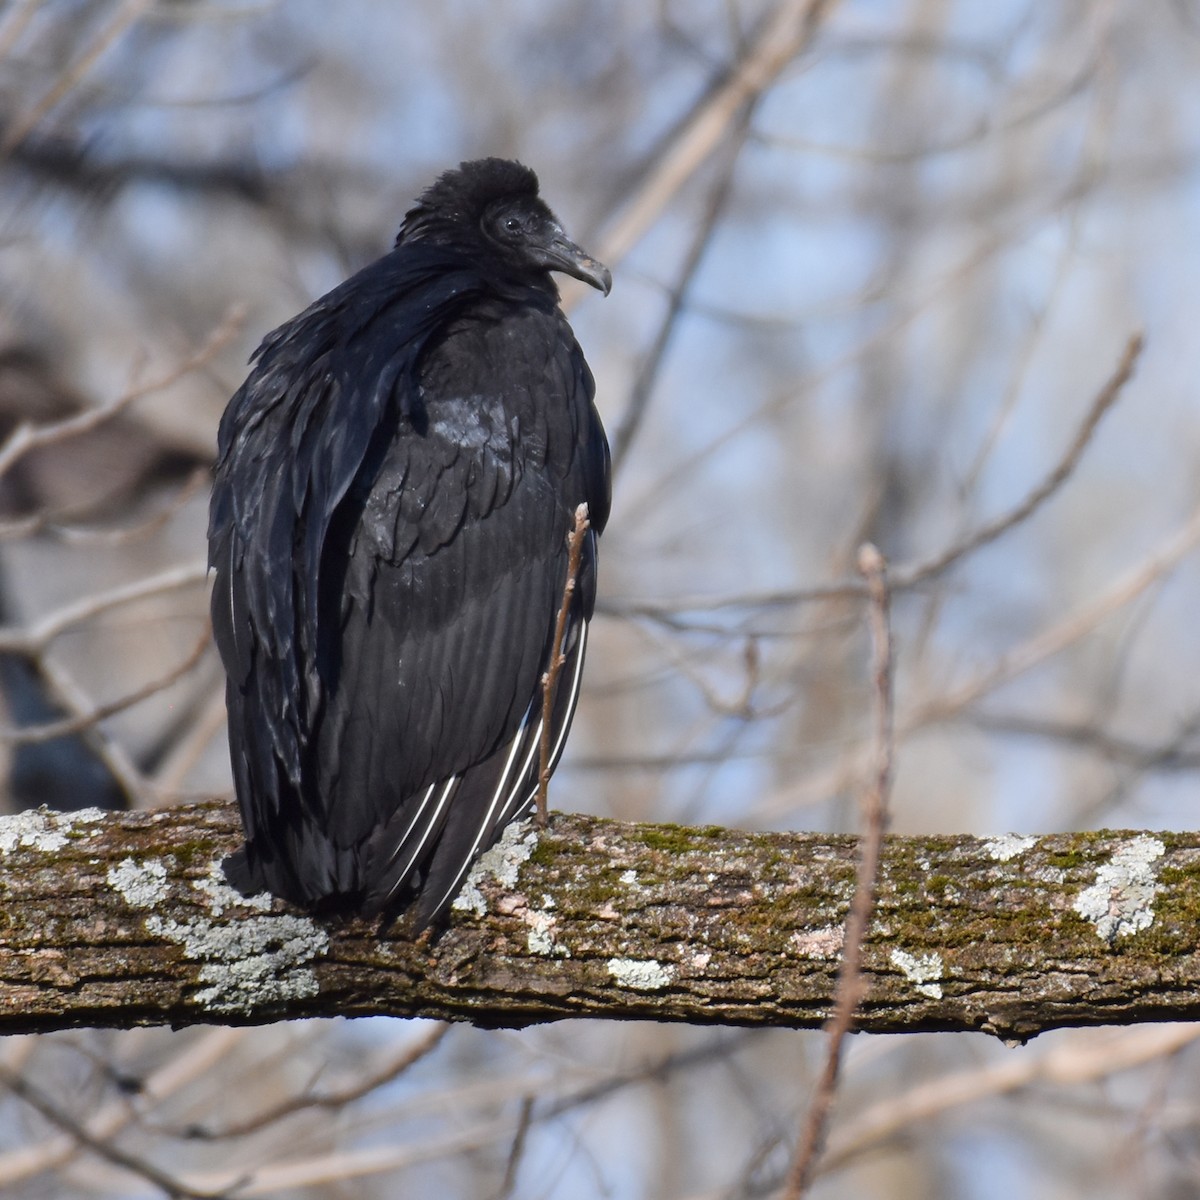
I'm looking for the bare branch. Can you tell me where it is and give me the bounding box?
[890,332,1144,589]
[0,0,155,157]
[0,1064,234,1200]
[913,494,1200,724]
[609,331,1144,620]
[174,1033,747,1196]
[0,561,209,654]
[610,111,754,476]
[0,306,243,487]
[968,709,1200,773]
[821,1024,1200,1177]
[0,1028,251,1190]
[493,1094,535,1200]
[568,0,841,306]
[0,0,41,66]
[0,623,211,746]
[783,544,893,1198]
[150,683,229,797]
[186,1022,449,1140]
[1,803,1197,1043]
[0,467,211,548]
[32,655,149,805]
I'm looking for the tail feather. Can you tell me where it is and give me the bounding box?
[408,618,590,927]
[221,844,259,895]
[365,618,590,928]
[223,813,365,910]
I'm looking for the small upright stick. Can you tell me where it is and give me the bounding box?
[536,503,590,827]
[782,541,894,1198]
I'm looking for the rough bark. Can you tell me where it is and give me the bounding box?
[0,801,1196,1041]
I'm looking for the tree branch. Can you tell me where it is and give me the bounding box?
[0,802,1196,1040]
[784,543,893,1197]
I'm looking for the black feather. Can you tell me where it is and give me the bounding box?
[209,159,610,926]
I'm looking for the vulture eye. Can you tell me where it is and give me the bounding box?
[488,208,531,243]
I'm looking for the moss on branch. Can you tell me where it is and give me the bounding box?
[0,801,1196,1041]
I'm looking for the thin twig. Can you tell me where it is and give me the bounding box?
[185,1023,449,1140]
[608,330,1144,620]
[913,494,1200,725]
[0,0,155,158]
[597,582,868,620]
[34,654,149,805]
[492,1094,535,1200]
[0,0,40,65]
[760,492,1200,820]
[0,560,209,654]
[958,218,1085,501]
[593,0,840,271]
[0,467,212,548]
[610,104,755,476]
[0,1065,237,1200]
[0,305,244,486]
[0,1028,250,1189]
[536,503,590,826]
[151,682,231,796]
[820,1024,1200,1176]
[0,622,212,745]
[174,1032,748,1197]
[968,708,1200,773]
[623,225,1019,516]
[891,331,1144,588]
[681,1024,1200,1200]
[781,543,893,1199]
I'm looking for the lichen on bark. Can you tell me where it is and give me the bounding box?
[0,801,1196,1040]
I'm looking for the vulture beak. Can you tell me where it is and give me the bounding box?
[537,228,612,295]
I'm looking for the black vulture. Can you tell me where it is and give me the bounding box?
[209,158,611,927]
